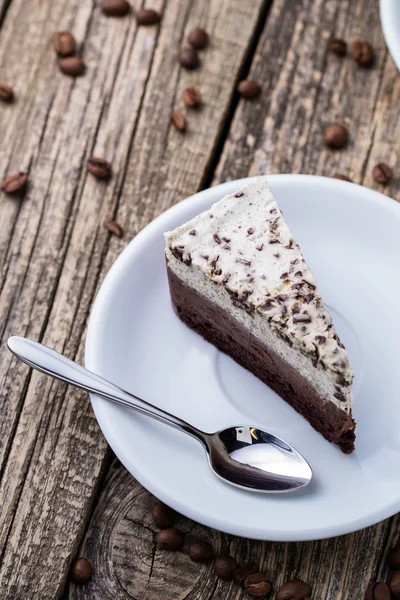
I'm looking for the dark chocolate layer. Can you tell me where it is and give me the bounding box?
[167,265,356,453]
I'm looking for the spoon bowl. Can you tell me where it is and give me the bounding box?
[7,336,312,494]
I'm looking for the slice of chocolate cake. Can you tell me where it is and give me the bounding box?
[164,177,356,453]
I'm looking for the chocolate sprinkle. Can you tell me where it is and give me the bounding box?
[293,313,312,324]
[315,335,326,344]
[213,233,221,244]
[189,229,196,236]
[256,243,264,251]
[294,270,303,277]
[236,257,251,266]
[269,239,280,244]
[280,272,289,279]
[234,191,244,198]
[302,279,316,290]
[247,228,254,235]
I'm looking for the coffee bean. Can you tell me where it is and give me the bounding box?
[53,31,76,57]
[372,162,393,185]
[329,38,347,56]
[104,219,123,237]
[181,87,201,108]
[233,563,258,585]
[171,110,186,132]
[387,546,400,570]
[187,27,209,49]
[351,40,374,66]
[136,8,160,25]
[70,557,92,585]
[179,47,200,70]
[188,540,213,563]
[151,501,176,529]
[58,56,86,77]
[324,123,348,149]
[332,173,352,182]
[155,527,184,551]
[0,83,14,102]
[244,573,271,597]
[365,581,391,600]
[389,571,400,597]
[276,578,311,600]
[213,555,238,580]
[101,0,130,16]
[86,157,112,179]
[237,79,262,99]
[1,172,28,194]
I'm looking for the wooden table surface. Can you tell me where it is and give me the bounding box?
[1,0,399,598]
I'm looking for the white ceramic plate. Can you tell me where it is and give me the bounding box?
[86,175,400,541]
[380,0,400,71]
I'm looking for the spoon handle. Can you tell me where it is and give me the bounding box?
[7,336,207,445]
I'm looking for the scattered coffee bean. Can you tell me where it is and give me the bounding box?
[0,83,14,102]
[53,31,76,57]
[1,172,28,194]
[366,581,391,600]
[86,157,112,179]
[70,557,92,585]
[179,47,200,70]
[136,8,160,25]
[171,110,186,132]
[387,546,400,570]
[237,79,262,99]
[155,527,184,551]
[213,555,238,580]
[104,219,123,237]
[151,501,176,529]
[233,563,258,585]
[276,578,311,600]
[389,571,400,597]
[181,87,201,108]
[100,0,130,16]
[329,38,347,56]
[187,27,209,49]
[188,540,213,563]
[351,40,374,66]
[324,123,348,149]
[372,162,393,185]
[332,173,352,182]
[244,573,271,597]
[58,56,86,77]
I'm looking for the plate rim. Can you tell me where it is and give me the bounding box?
[86,174,400,541]
[380,0,400,71]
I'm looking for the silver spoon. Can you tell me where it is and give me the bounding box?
[7,336,312,493]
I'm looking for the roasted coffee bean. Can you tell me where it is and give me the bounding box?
[187,27,209,49]
[332,173,352,182]
[136,8,160,25]
[233,563,258,585]
[0,83,14,102]
[213,555,238,580]
[152,501,176,529]
[365,581,391,600]
[237,79,261,99]
[329,38,347,56]
[86,157,112,179]
[179,47,200,69]
[387,546,400,570]
[155,527,184,551]
[181,87,201,107]
[389,571,400,597]
[104,219,123,237]
[1,172,28,194]
[276,578,311,600]
[351,40,374,66]
[372,162,393,184]
[324,123,348,149]
[244,573,271,597]
[101,0,130,16]
[53,31,76,57]
[70,557,92,585]
[58,56,86,77]
[188,540,213,563]
[171,110,186,132]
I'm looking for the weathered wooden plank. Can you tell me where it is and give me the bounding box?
[69,461,400,600]
[0,0,267,598]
